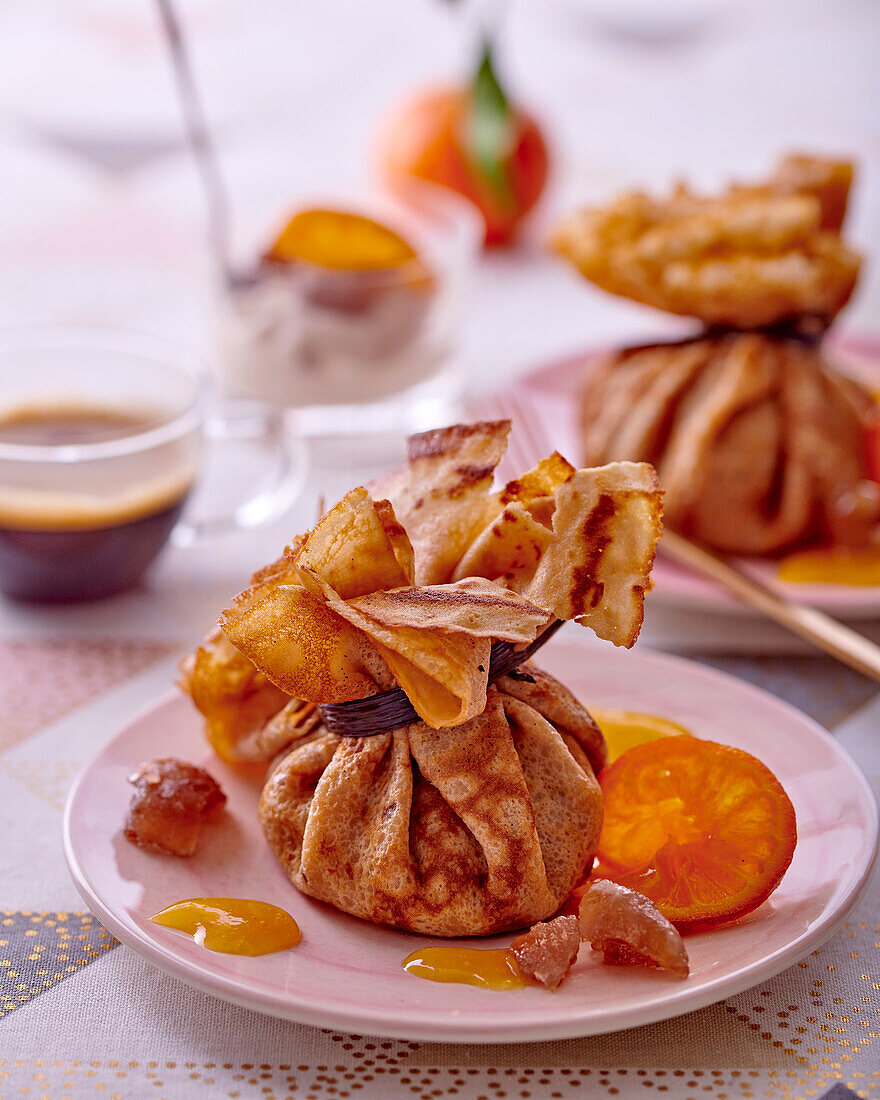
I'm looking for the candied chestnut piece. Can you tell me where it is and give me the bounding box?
[124,758,226,857]
[510,914,580,991]
[578,879,689,978]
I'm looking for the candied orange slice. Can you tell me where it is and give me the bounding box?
[596,738,796,931]
[266,209,417,270]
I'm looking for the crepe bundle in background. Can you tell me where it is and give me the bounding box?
[551,154,878,557]
[581,333,875,555]
[182,420,662,936]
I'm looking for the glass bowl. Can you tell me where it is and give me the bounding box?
[216,180,481,441]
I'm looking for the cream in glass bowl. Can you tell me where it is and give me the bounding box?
[217,182,480,439]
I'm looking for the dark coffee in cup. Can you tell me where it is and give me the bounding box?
[0,327,304,604]
[0,405,194,602]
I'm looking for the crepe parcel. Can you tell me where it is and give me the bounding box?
[182,421,662,936]
[550,154,877,556]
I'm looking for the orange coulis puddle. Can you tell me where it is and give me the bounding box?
[150,898,301,956]
[402,946,526,990]
[777,547,880,586]
[563,711,694,915]
[589,708,692,764]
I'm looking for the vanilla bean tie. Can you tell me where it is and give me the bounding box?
[318,619,564,736]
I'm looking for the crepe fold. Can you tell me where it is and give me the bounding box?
[373,420,662,647]
[260,668,604,937]
[220,487,552,730]
[216,429,660,732]
[182,420,662,935]
[580,334,875,555]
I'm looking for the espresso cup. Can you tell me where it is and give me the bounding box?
[0,327,306,602]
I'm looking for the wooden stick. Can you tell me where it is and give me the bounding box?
[660,529,880,684]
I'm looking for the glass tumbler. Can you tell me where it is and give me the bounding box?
[0,327,306,601]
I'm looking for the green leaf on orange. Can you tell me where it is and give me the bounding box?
[464,42,516,211]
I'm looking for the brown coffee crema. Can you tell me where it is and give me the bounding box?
[0,404,161,446]
[0,404,195,602]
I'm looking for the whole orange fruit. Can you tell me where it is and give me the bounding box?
[377,47,549,246]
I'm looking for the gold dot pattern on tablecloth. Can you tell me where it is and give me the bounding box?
[0,638,180,754]
[0,1059,876,1099]
[0,640,874,1100]
[0,911,119,1017]
[0,917,875,1097]
[724,925,880,1069]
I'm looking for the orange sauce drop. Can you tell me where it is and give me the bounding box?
[589,708,692,765]
[777,547,880,586]
[402,946,526,990]
[150,898,301,956]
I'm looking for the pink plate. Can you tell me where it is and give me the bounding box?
[477,334,880,619]
[63,634,877,1042]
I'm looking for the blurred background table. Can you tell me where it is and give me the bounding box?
[1,0,878,387]
[0,2,878,1097]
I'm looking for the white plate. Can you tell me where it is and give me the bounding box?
[63,635,877,1042]
[477,334,880,618]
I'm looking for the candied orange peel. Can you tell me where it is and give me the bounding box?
[265,209,417,270]
[589,707,692,764]
[596,737,797,931]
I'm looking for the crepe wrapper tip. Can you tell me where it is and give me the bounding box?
[206,422,662,751]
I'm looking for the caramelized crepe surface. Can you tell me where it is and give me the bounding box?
[552,154,860,330]
[182,421,662,936]
[372,421,662,646]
